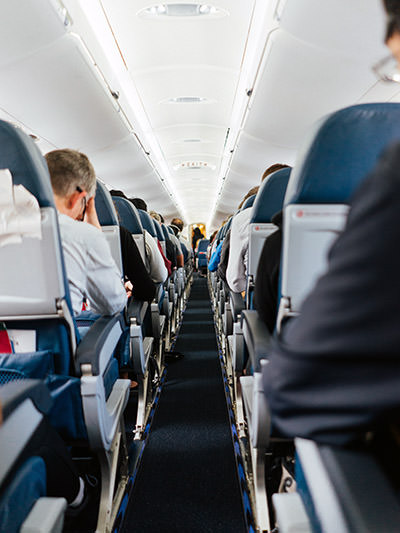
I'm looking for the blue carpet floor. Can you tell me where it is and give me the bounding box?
[120,275,247,532]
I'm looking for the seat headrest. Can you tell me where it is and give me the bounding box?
[251,167,291,223]
[95,180,119,226]
[197,239,209,252]
[153,219,165,241]
[161,224,171,242]
[241,194,256,211]
[167,225,174,236]
[138,210,157,238]
[0,120,54,208]
[285,103,400,205]
[112,196,143,234]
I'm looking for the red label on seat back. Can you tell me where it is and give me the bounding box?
[0,326,12,353]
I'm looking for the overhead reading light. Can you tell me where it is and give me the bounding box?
[138,4,228,19]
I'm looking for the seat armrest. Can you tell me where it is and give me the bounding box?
[241,310,272,371]
[296,438,400,533]
[230,292,245,320]
[0,380,53,420]
[127,299,149,325]
[75,314,124,376]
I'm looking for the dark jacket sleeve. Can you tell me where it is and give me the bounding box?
[253,227,282,334]
[264,143,400,446]
[119,226,156,301]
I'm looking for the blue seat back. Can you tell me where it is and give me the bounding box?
[241,194,256,211]
[247,168,291,306]
[0,120,76,376]
[161,223,171,243]
[285,103,400,206]
[278,103,400,327]
[251,167,291,223]
[197,239,209,267]
[153,218,166,254]
[95,181,122,275]
[112,196,147,264]
[138,210,157,239]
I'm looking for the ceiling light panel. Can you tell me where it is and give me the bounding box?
[138,4,228,19]
[88,0,256,222]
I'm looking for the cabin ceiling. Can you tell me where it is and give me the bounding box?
[0,1,398,231]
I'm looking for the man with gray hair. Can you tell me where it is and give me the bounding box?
[45,149,127,316]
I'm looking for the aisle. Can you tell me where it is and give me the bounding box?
[121,275,247,532]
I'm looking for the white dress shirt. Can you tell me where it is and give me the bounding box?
[58,213,127,315]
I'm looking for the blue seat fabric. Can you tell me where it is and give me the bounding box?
[251,167,291,223]
[285,103,400,206]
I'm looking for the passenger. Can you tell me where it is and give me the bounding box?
[170,217,191,252]
[110,190,156,302]
[263,0,400,448]
[226,164,289,295]
[128,197,168,283]
[45,149,127,315]
[192,227,204,250]
[149,210,172,275]
[253,210,282,333]
[129,197,147,211]
[169,219,190,265]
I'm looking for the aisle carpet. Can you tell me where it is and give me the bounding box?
[121,275,247,532]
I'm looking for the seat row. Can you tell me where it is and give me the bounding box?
[0,119,192,532]
[209,102,400,532]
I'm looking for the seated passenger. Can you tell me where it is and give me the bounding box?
[192,227,204,251]
[149,210,173,274]
[170,217,191,258]
[45,149,127,315]
[226,164,289,294]
[109,190,156,301]
[264,147,400,444]
[264,0,400,449]
[253,211,282,333]
[129,198,168,284]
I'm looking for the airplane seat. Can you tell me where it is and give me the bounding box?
[246,167,291,309]
[96,189,156,379]
[196,238,209,272]
[278,102,400,330]
[0,119,129,532]
[240,194,256,211]
[137,209,172,349]
[0,381,67,533]
[285,438,400,533]
[153,218,167,255]
[239,102,400,533]
[94,180,123,276]
[112,196,146,264]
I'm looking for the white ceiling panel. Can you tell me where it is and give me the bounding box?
[0,0,67,69]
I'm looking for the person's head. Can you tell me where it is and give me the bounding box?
[130,197,147,211]
[385,1,400,63]
[45,149,96,220]
[110,189,128,199]
[375,1,400,79]
[237,186,259,209]
[261,163,290,182]
[149,210,162,223]
[171,217,184,232]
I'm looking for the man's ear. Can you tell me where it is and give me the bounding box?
[67,189,83,210]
